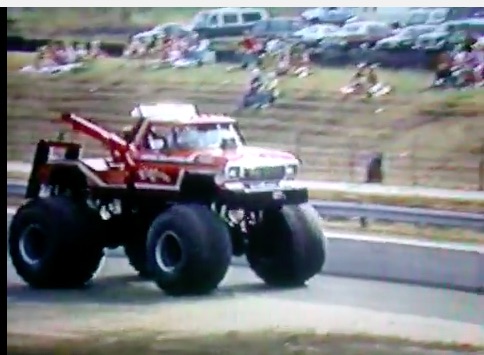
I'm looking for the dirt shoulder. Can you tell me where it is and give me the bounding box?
[7,294,483,348]
[8,331,483,355]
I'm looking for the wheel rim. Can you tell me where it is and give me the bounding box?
[155,231,184,273]
[18,224,48,266]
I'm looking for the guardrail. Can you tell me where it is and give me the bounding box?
[7,182,483,231]
[311,200,484,231]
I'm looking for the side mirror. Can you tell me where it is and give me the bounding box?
[149,136,170,152]
[220,138,237,150]
[159,137,170,152]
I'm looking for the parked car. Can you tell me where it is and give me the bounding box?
[133,23,191,41]
[374,24,437,50]
[292,24,340,46]
[414,18,484,50]
[251,17,305,40]
[403,8,484,27]
[424,8,450,25]
[300,7,357,26]
[403,8,433,27]
[426,7,484,24]
[323,21,394,49]
[190,7,270,38]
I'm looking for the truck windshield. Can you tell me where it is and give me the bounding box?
[174,124,244,150]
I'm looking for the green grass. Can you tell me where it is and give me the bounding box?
[6,51,442,93]
[7,331,483,355]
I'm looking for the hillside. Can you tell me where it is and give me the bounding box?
[7,52,484,190]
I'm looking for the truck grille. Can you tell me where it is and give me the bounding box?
[244,166,286,181]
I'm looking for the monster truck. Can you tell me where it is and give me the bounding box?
[8,102,326,295]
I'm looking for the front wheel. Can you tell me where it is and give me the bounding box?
[246,203,326,287]
[146,204,232,296]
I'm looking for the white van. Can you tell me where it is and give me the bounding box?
[190,7,270,38]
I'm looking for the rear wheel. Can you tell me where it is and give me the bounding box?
[117,216,153,278]
[8,197,104,288]
[246,203,326,287]
[124,238,150,278]
[146,204,232,295]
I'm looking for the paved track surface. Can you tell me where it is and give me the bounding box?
[6,212,484,345]
[7,256,483,326]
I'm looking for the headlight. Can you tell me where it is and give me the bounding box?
[215,166,242,185]
[227,166,242,179]
[285,164,298,179]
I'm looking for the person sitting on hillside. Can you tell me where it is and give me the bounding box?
[23,41,85,74]
[32,45,50,70]
[365,64,392,98]
[34,42,67,67]
[473,39,484,87]
[238,68,272,110]
[145,35,158,55]
[63,42,78,63]
[75,42,89,61]
[239,31,263,70]
[430,51,455,88]
[123,36,140,58]
[340,62,368,98]
[263,71,280,105]
[259,36,284,70]
[169,36,204,68]
[167,38,183,63]
[158,33,172,62]
[50,41,70,65]
[184,33,213,65]
[452,42,484,88]
[286,42,311,78]
[275,44,292,76]
[88,40,106,59]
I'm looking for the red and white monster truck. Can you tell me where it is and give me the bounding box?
[9,102,326,295]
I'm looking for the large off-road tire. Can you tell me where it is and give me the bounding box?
[97,214,151,278]
[246,203,326,287]
[124,240,150,278]
[146,204,232,295]
[104,215,152,278]
[8,197,104,289]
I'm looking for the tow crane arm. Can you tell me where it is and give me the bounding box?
[59,112,138,167]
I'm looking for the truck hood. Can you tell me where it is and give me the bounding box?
[198,146,298,168]
[138,146,299,170]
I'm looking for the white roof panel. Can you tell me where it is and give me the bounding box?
[130,103,198,122]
